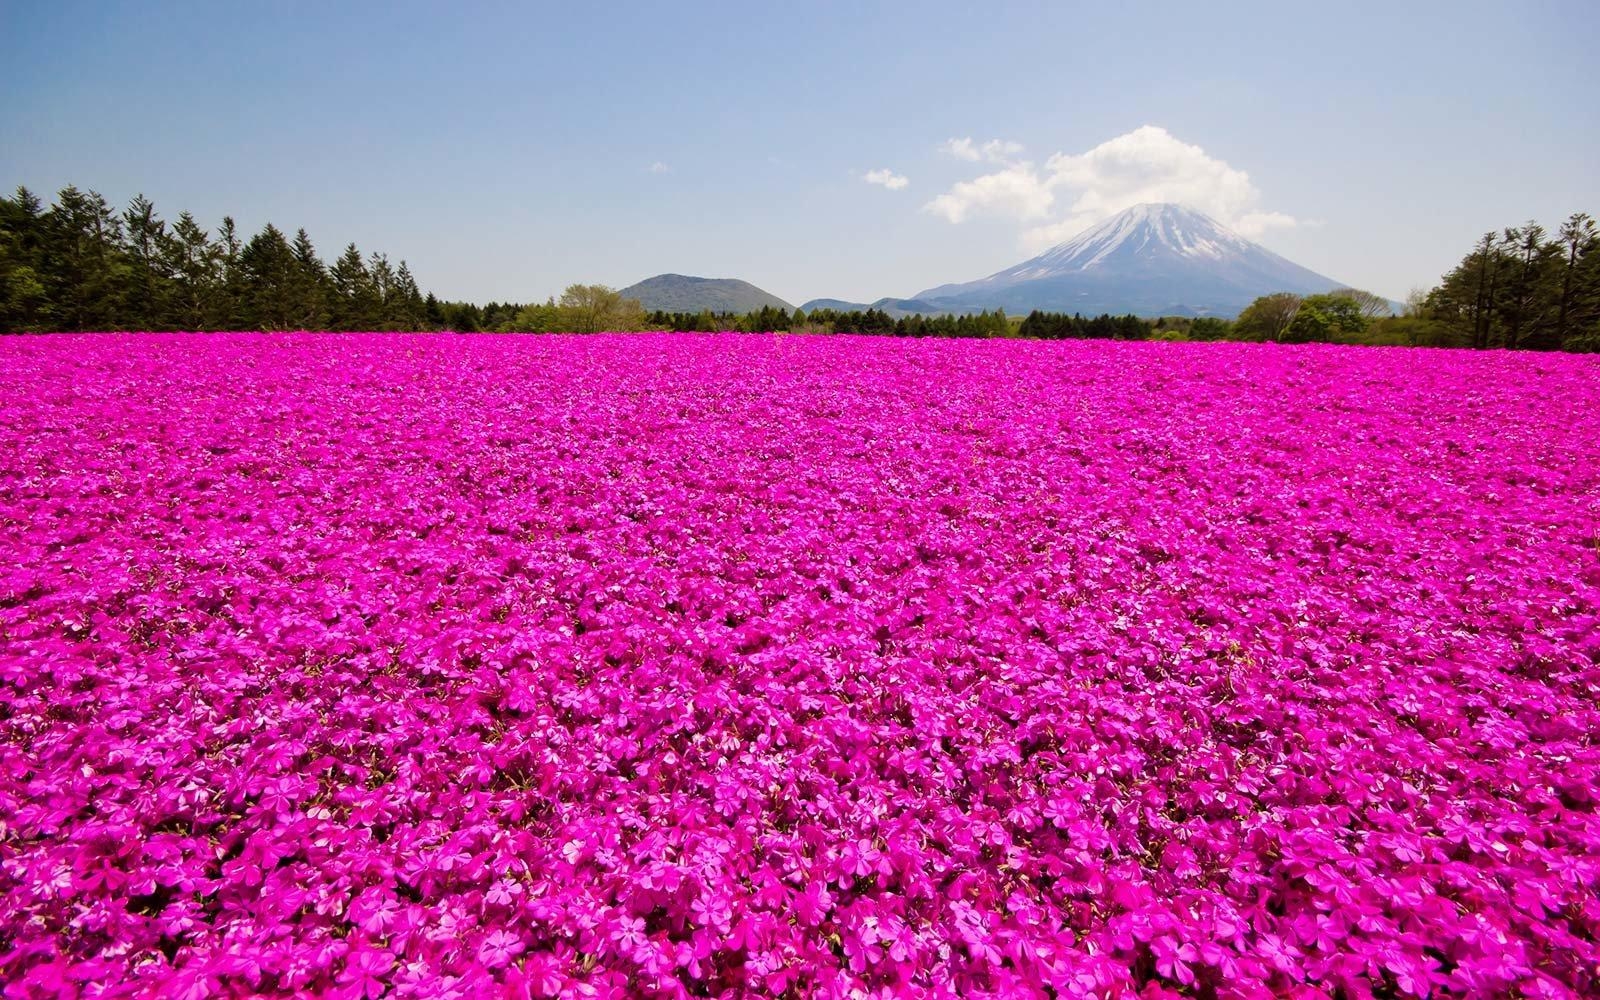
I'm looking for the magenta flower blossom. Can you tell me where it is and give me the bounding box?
[477,929,525,969]
[1,333,1597,997]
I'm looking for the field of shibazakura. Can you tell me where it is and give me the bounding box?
[1,333,1597,999]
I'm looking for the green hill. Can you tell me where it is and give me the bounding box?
[621,274,793,313]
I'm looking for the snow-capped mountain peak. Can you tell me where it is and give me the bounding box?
[1012,203,1255,277]
[911,202,1343,317]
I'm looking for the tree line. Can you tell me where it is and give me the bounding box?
[4,185,1597,351]
[1420,215,1600,351]
[1,186,432,333]
[1218,214,1600,351]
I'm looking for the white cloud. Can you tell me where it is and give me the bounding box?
[943,137,981,161]
[941,137,1024,163]
[927,125,1299,249]
[864,168,909,191]
[647,161,670,174]
[925,162,1053,223]
[1234,211,1299,238]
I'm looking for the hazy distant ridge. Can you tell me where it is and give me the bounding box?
[621,274,793,313]
[797,297,979,319]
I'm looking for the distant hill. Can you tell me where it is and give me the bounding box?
[621,274,793,313]
[799,297,977,319]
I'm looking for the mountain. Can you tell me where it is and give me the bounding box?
[911,203,1345,317]
[620,274,793,313]
[798,296,977,319]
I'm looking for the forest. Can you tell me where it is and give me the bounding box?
[2,185,1596,351]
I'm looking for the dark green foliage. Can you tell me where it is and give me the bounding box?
[290,228,331,330]
[1284,293,1367,343]
[164,212,223,330]
[239,224,298,330]
[41,186,128,331]
[1188,317,1234,341]
[638,306,1013,338]
[1422,213,1599,351]
[0,187,49,331]
[328,243,378,330]
[1017,311,1146,341]
[0,186,438,332]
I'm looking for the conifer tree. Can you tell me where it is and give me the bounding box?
[238,223,297,330]
[1555,213,1598,349]
[164,212,222,330]
[0,187,50,331]
[216,216,245,329]
[330,243,377,330]
[44,186,127,331]
[369,253,398,329]
[121,194,171,330]
[394,261,425,331]
[290,228,331,330]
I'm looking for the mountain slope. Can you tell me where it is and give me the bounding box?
[913,203,1344,317]
[620,274,793,313]
[798,297,976,319]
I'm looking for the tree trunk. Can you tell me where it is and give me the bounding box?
[1556,242,1577,348]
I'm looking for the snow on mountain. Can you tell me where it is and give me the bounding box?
[913,203,1344,317]
[1019,203,1257,273]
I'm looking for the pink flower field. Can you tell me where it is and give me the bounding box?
[2,332,1599,999]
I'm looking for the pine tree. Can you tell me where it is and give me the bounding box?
[1556,213,1599,349]
[369,253,397,329]
[164,212,222,330]
[330,243,376,330]
[1500,223,1548,349]
[290,228,331,330]
[423,292,445,329]
[394,261,425,331]
[43,186,129,331]
[216,216,245,329]
[0,187,51,331]
[121,194,172,330]
[238,223,298,330]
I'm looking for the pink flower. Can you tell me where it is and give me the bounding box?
[337,947,393,999]
[2,334,1596,997]
[479,928,525,969]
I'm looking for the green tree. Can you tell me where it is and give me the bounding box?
[164,212,222,329]
[238,223,298,329]
[330,243,377,330]
[392,261,425,331]
[1285,293,1366,343]
[0,187,51,331]
[369,253,398,328]
[511,298,561,332]
[1329,287,1392,321]
[121,194,172,330]
[1233,292,1302,342]
[557,283,645,333]
[1470,231,1506,349]
[1188,317,1233,341]
[1499,223,1558,349]
[43,186,128,331]
[289,228,331,330]
[423,292,446,329]
[216,216,245,329]
[1555,213,1598,349]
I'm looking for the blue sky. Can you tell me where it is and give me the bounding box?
[3,0,1596,305]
